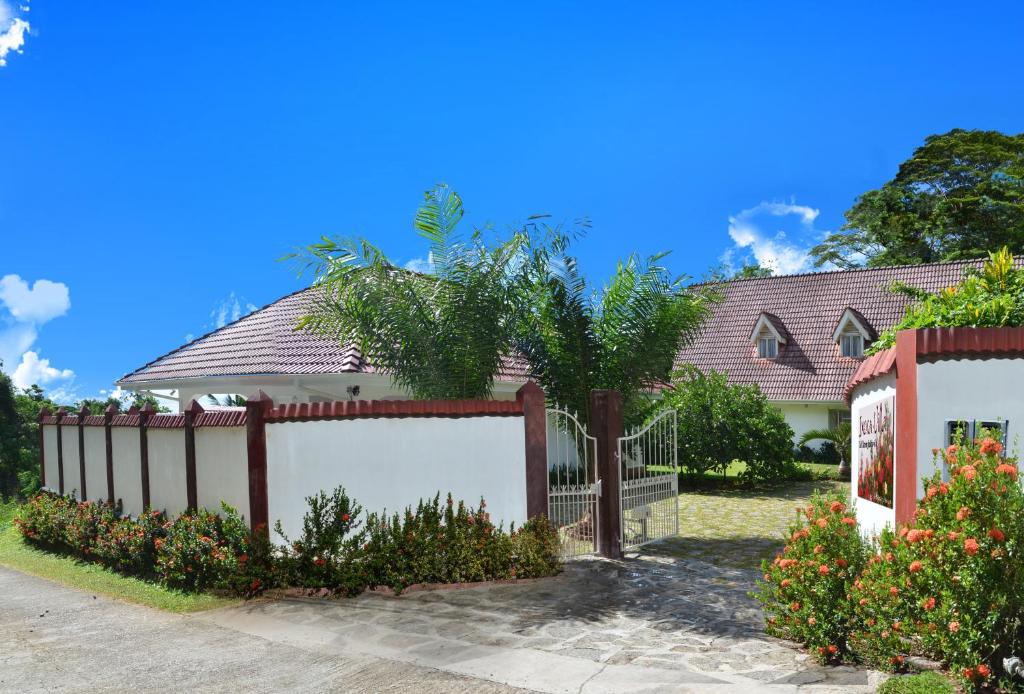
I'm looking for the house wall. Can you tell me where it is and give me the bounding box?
[195,428,249,519]
[148,429,189,517]
[110,428,144,516]
[42,425,59,492]
[82,427,107,503]
[774,402,839,445]
[266,416,529,542]
[916,358,1024,497]
[60,425,82,499]
[850,373,897,538]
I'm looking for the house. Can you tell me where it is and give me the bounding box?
[675,256,1019,444]
[118,257,1011,449]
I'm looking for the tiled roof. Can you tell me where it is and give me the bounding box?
[676,257,1022,403]
[118,288,530,386]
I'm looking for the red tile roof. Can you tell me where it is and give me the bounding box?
[118,288,530,386]
[676,257,1023,403]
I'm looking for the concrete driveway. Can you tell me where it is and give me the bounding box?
[1,553,883,693]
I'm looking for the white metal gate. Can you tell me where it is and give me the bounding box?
[546,408,599,558]
[618,409,678,551]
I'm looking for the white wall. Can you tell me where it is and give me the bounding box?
[42,425,59,492]
[83,427,107,503]
[60,425,82,500]
[266,416,528,542]
[917,358,1024,497]
[147,429,188,516]
[850,373,897,539]
[775,402,837,445]
[195,427,249,520]
[111,428,143,516]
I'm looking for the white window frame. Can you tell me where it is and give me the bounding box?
[758,336,778,359]
[840,333,864,358]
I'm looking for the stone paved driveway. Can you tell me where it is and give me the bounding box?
[203,552,884,693]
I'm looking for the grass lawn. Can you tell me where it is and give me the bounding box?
[0,499,238,613]
[647,479,850,570]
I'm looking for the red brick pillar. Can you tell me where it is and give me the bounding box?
[56,407,67,494]
[104,405,116,504]
[183,399,202,511]
[77,406,89,501]
[517,381,548,519]
[138,404,153,510]
[245,391,273,534]
[38,407,50,488]
[590,390,623,559]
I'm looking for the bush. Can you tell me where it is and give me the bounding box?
[93,508,166,577]
[849,438,1024,690]
[877,672,955,694]
[660,366,794,480]
[793,441,841,466]
[155,504,255,592]
[755,491,868,663]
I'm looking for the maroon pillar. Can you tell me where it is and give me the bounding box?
[245,391,273,534]
[517,381,549,519]
[590,390,623,559]
[38,407,50,488]
[56,408,66,494]
[104,405,116,504]
[77,406,89,501]
[139,404,153,510]
[183,399,202,511]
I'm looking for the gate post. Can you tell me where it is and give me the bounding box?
[590,389,623,559]
[517,381,548,519]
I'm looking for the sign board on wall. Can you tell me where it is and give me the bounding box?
[857,396,895,508]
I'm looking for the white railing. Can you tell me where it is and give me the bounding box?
[618,409,678,551]
[546,408,600,558]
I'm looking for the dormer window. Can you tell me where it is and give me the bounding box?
[832,308,875,359]
[750,312,787,360]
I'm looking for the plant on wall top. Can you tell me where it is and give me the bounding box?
[870,247,1024,352]
[291,184,527,400]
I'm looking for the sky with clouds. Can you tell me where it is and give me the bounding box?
[2,2,1023,403]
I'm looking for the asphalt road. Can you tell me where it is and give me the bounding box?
[0,566,532,693]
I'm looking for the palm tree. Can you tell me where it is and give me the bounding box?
[291,184,527,400]
[798,422,853,478]
[517,227,715,427]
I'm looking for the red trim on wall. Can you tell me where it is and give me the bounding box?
[916,326,1024,359]
[38,408,49,487]
[591,390,623,560]
[517,382,548,519]
[245,391,273,534]
[194,409,247,427]
[77,407,88,501]
[139,404,153,509]
[104,405,116,504]
[183,401,201,511]
[893,331,919,525]
[56,408,66,494]
[265,398,524,422]
[844,348,898,401]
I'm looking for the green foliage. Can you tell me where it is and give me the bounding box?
[811,129,1024,268]
[871,247,1024,351]
[519,229,714,427]
[155,504,254,592]
[798,424,851,471]
[292,184,527,400]
[876,672,955,694]
[850,438,1023,690]
[659,367,794,479]
[755,492,867,663]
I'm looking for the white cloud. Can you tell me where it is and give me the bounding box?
[0,0,30,68]
[725,201,824,275]
[404,252,435,274]
[0,322,36,373]
[11,350,74,390]
[0,275,70,323]
[210,292,257,329]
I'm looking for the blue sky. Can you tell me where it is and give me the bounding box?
[2,2,1023,403]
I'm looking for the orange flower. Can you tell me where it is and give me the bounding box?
[948,621,960,633]
[922,597,936,610]
[807,616,817,625]
[818,564,830,575]
[956,506,971,521]
[858,598,868,606]
[988,527,1005,542]
[889,586,899,596]
[841,516,856,526]
[827,644,838,655]
[959,465,977,481]
[780,579,791,588]
[815,518,828,528]
[836,558,848,568]
[995,463,1019,480]
[779,558,797,569]
[964,538,980,556]
[790,602,801,612]
[906,529,924,544]
[977,664,990,678]
[813,544,825,554]
[829,501,845,514]
[963,667,975,680]
[947,531,959,541]
[979,438,1003,455]
[909,560,923,573]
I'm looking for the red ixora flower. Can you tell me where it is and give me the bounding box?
[818,564,830,575]
[988,527,1005,542]
[964,538,980,556]
[829,501,845,514]
[341,513,350,523]
[995,463,1019,480]
[909,560,923,573]
[948,621,960,633]
[977,664,991,678]
[963,667,976,680]
[922,596,936,610]
[815,518,828,528]
[979,438,1003,455]
[841,516,856,526]
[956,506,971,521]
[959,465,977,481]
[906,529,924,544]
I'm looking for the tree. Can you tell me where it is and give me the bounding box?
[798,422,852,478]
[870,247,1024,352]
[658,367,794,480]
[811,129,1024,268]
[518,230,715,427]
[293,184,527,400]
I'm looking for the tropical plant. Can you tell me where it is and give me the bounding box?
[291,184,527,399]
[518,229,714,427]
[870,247,1024,352]
[798,423,852,478]
[811,129,1024,268]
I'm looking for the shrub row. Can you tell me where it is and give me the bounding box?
[14,487,561,599]
[755,437,1024,692]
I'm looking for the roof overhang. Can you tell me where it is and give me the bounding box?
[749,313,787,344]
[832,308,875,343]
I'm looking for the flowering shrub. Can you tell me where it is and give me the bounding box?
[274,487,367,596]
[850,438,1024,690]
[155,503,254,592]
[756,492,868,662]
[93,509,167,576]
